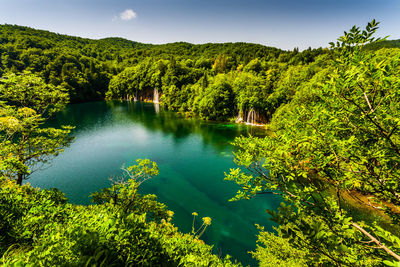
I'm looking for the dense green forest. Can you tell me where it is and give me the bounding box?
[1,24,399,124]
[0,23,326,123]
[1,20,400,266]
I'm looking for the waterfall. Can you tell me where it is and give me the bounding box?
[133,91,138,101]
[246,108,257,125]
[235,108,265,126]
[235,110,244,123]
[153,88,159,103]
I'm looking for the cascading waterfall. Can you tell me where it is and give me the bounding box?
[246,108,257,125]
[153,88,160,103]
[236,108,265,126]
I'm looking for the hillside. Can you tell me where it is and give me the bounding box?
[0,24,324,120]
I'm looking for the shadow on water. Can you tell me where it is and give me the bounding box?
[31,101,280,266]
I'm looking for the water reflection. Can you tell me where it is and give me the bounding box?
[53,101,265,151]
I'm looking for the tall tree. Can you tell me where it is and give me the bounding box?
[0,72,74,185]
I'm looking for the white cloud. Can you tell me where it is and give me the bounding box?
[120,9,137,21]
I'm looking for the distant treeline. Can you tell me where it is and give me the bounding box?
[1,24,399,123]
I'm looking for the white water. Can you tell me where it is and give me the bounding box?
[235,110,244,123]
[153,88,160,103]
[246,108,257,125]
[235,109,264,126]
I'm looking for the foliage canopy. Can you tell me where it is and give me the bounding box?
[225,20,400,266]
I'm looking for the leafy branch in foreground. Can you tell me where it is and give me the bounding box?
[226,20,400,266]
[0,72,74,185]
[0,172,238,266]
[90,159,170,221]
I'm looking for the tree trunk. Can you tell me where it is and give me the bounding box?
[17,173,23,185]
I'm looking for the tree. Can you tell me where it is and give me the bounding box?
[198,74,235,120]
[90,159,169,219]
[212,54,228,73]
[0,72,74,185]
[225,20,400,265]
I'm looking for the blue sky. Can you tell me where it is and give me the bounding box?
[0,0,398,50]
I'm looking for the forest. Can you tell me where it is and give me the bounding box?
[1,20,400,266]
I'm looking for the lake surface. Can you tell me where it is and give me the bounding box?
[29,101,281,265]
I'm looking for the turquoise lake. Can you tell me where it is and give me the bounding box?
[29,101,281,265]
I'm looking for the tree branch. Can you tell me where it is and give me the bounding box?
[351,222,400,262]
